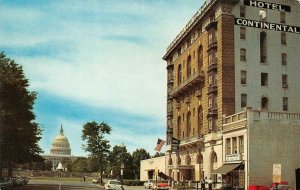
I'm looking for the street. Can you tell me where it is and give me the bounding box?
[13,180,146,190]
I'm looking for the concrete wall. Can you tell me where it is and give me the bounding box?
[248,111,300,188]
[140,156,166,181]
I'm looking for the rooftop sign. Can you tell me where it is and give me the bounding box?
[235,18,300,34]
[244,0,291,12]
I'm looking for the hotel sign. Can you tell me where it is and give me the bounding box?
[225,154,242,162]
[244,0,291,12]
[235,18,300,34]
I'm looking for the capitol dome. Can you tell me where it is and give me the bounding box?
[50,125,71,155]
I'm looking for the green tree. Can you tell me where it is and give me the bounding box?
[44,160,53,171]
[108,144,134,180]
[132,148,150,179]
[0,52,43,177]
[82,121,111,183]
[71,157,88,172]
[88,156,100,173]
[61,158,72,171]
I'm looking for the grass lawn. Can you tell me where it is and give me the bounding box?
[30,176,92,182]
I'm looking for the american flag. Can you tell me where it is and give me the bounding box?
[154,138,165,152]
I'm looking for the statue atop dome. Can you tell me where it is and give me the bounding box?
[60,124,64,135]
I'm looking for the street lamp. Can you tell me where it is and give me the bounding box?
[120,164,124,188]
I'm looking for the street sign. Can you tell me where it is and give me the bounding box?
[273,164,281,183]
[171,146,179,151]
[171,137,180,145]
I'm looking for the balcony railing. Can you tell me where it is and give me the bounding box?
[167,111,173,117]
[207,41,217,51]
[207,61,217,73]
[207,107,218,117]
[168,77,174,85]
[207,85,218,94]
[172,70,205,98]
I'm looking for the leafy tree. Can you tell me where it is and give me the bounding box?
[132,148,150,179]
[61,158,72,171]
[71,157,89,172]
[88,156,100,173]
[0,52,43,177]
[44,160,53,171]
[108,144,134,180]
[82,121,111,183]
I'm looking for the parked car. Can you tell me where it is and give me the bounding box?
[152,181,170,190]
[92,178,101,184]
[104,180,124,190]
[144,179,154,189]
[0,177,13,190]
[20,176,29,185]
[12,176,25,187]
[271,181,291,190]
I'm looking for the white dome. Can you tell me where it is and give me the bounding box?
[50,125,71,155]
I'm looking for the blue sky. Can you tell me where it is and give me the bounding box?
[0,0,204,156]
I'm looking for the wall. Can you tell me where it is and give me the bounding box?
[248,111,300,188]
[232,0,300,113]
[140,156,166,181]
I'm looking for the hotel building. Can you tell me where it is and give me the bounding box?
[162,0,300,189]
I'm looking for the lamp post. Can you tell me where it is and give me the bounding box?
[121,163,124,189]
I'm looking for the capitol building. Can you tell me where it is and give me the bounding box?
[42,125,80,170]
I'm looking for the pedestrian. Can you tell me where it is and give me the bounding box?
[208,178,213,190]
[201,177,206,190]
[83,176,86,182]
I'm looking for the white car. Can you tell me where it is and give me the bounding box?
[104,180,124,190]
[144,179,154,189]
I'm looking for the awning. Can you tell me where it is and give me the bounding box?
[211,163,241,174]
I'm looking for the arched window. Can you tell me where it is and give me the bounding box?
[198,106,203,136]
[177,116,181,139]
[260,32,267,63]
[261,97,269,110]
[210,151,218,171]
[178,64,182,85]
[187,56,192,78]
[196,153,203,165]
[198,46,203,70]
[187,111,191,138]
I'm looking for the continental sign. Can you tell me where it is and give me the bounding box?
[244,0,291,12]
[235,18,300,34]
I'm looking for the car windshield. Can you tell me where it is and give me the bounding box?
[110,181,121,185]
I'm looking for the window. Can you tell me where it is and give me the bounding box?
[178,64,182,85]
[261,73,268,86]
[208,50,217,66]
[240,6,246,17]
[260,32,267,63]
[261,97,269,110]
[241,94,247,108]
[226,138,231,155]
[232,137,237,154]
[240,48,246,61]
[208,30,217,45]
[282,53,287,66]
[239,136,244,154]
[283,97,288,111]
[187,112,191,138]
[187,56,192,78]
[208,118,217,132]
[198,46,203,70]
[281,32,287,45]
[241,70,247,85]
[240,27,246,40]
[282,74,288,88]
[177,117,181,139]
[280,12,286,24]
[259,10,267,20]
